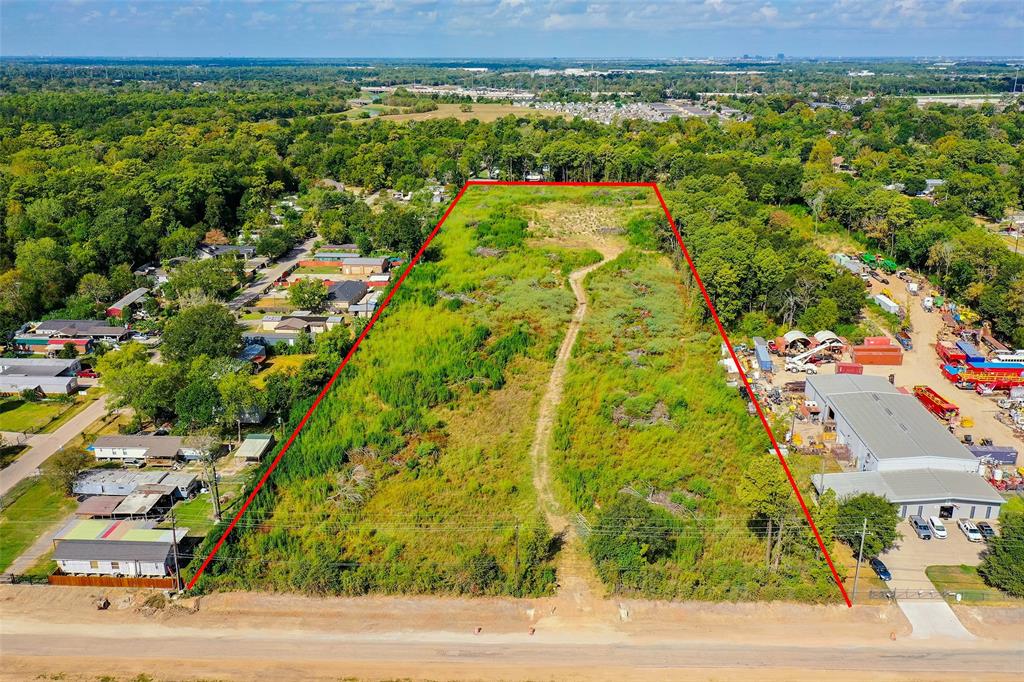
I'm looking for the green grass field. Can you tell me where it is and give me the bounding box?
[0,478,76,573]
[926,564,1022,604]
[0,395,96,434]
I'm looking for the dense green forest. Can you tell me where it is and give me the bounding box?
[2,62,1021,342]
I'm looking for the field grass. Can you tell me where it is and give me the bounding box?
[253,354,314,388]
[0,396,93,434]
[293,265,343,275]
[199,186,656,597]
[926,564,1023,604]
[549,248,839,601]
[0,477,76,572]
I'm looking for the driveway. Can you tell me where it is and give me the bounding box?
[876,519,989,640]
[0,395,110,497]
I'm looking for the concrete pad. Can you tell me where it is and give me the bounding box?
[899,600,975,640]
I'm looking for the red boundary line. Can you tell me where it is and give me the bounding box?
[186,180,853,607]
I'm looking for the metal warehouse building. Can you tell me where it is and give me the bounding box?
[805,374,979,473]
[813,469,1005,520]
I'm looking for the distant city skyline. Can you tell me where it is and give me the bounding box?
[2,0,1022,60]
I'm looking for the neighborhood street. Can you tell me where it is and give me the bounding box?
[0,395,109,497]
[229,236,316,309]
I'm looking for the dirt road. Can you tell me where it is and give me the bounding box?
[528,242,623,603]
[1,586,1020,681]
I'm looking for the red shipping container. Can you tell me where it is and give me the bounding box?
[863,336,893,346]
[835,362,864,375]
[852,347,903,366]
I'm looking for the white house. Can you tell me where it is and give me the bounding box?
[90,435,203,465]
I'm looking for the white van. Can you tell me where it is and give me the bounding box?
[928,516,948,539]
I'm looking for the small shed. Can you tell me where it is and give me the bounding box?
[235,433,275,462]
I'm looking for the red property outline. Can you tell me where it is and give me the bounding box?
[187,180,852,608]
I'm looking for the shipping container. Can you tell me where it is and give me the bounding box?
[966,445,1018,465]
[754,345,774,373]
[835,362,864,375]
[851,346,904,366]
[863,336,893,346]
[873,293,901,315]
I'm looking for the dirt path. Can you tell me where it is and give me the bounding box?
[528,241,623,606]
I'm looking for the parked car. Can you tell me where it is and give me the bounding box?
[957,518,983,542]
[767,340,779,354]
[928,516,948,539]
[909,515,932,540]
[75,369,99,379]
[976,521,997,540]
[131,333,149,342]
[869,557,892,582]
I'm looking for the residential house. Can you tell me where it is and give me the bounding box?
[0,357,80,395]
[89,435,204,466]
[328,280,368,312]
[14,320,129,355]
[340,257,388,276]
[198,244,257,260]
[52,519,187,578]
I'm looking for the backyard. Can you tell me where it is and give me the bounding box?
[0,394,98,434]
[0,477,76,573]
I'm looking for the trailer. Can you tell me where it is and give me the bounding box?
[935,340,967,365]
[913,385,959,421]
[955,340,986,364]
[895,330,913,351]
[752,337,774,373]
[873,293,900,316]
[943,365,1024,390]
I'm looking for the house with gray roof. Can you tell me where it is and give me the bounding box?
[0,357,80,395]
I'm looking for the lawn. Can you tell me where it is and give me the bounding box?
[0,395,97,434]
[0,444,27,468]
[253,354,314,387]
[926,564,1022,605]
[294,265,343,275]
[0,477,76,573]
[162,494,217,537]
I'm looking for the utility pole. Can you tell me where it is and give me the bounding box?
[851,517,868,601]
[169,509,183,593]
[205,453,222,521]
[513,523,520,592]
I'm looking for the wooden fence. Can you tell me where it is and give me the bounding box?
[48,573,176,589]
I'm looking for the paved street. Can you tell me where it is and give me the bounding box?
[229,237,315,308]
[0,395,109,497]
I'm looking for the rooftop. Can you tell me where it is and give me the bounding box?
[828,391,975,461]
[53,539,174,563]
[107,287,149,310]
[91,435,189,459]
[813,469,1005,505]
[806,373,901,398]
[0,357,78,378]
[31,319,128,338]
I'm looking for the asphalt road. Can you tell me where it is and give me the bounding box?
[0,395,109,497]
[1,617,1020,680]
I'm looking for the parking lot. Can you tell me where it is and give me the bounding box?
[877,518,994,594]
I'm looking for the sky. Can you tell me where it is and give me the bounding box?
[1,0,1022,59]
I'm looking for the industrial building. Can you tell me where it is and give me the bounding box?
[0,357,81,395]
[808,374,1004,520]
[813,469,1004,520]
[805,374,979,473]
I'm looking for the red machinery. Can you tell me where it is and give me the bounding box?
[913,385,959,421]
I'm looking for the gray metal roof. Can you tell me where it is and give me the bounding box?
[0,357,79,377]
[813,469,1005,505]
[806,373,901,398]
[829,391,975,461]
[53,539,173,563]
[92,435,188,459]
[108,287,149,310]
